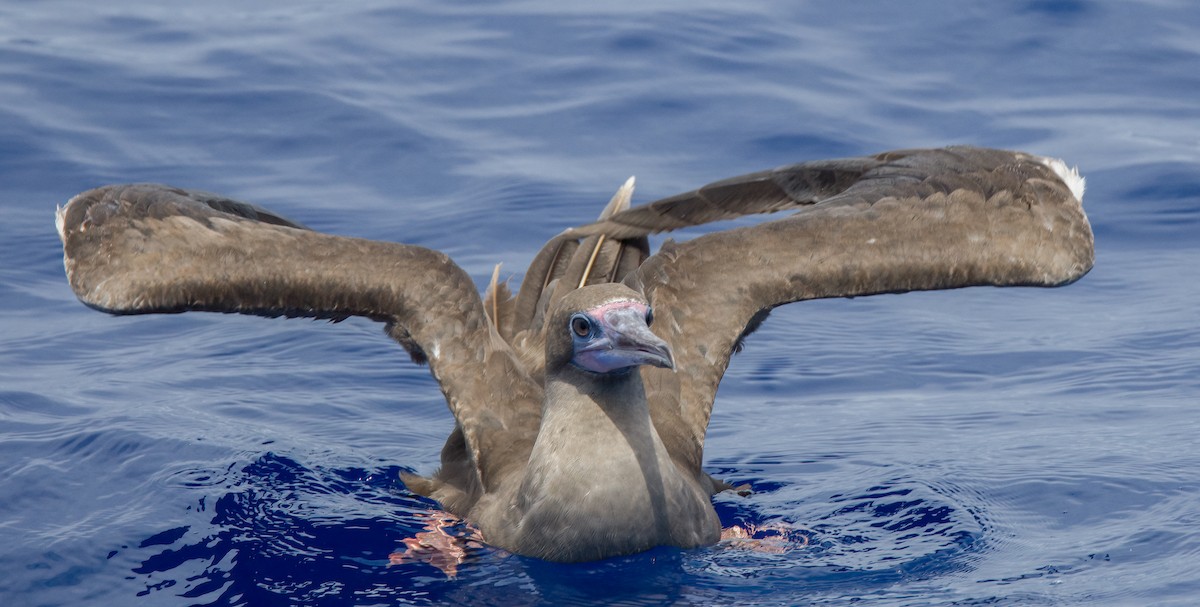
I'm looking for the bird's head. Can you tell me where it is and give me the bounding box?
[545,283,674,376]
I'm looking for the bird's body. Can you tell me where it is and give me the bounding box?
[472,286,721,561]
[57,146,1093,562]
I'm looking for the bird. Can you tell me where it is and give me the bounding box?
[57,145,1094,563]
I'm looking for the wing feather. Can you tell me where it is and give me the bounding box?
[57,184,540,496]
[616,147,1094,473]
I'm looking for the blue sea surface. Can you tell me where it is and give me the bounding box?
[2,1,1199,605]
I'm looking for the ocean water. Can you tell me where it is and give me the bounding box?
[2,1,1199,605]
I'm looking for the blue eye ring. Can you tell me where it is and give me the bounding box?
[645,307,654,326]
[570,314,593,338]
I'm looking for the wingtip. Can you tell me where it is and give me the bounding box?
[1034,155,1086,203]
[55,204,66,242]
[599,176,636,219]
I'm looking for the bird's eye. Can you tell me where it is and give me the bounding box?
[570,314,593,338]
[645,308,654,326]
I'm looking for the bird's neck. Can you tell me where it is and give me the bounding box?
[532,370,666,499]
[542,368,655,438]
[501,368,717,561]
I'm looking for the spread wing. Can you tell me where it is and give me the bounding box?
[57,184,541,494]
[605,147,1095,474]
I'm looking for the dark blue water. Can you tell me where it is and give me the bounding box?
[3,1,1198,605]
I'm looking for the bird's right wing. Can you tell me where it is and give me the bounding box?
[605,147,1094,475]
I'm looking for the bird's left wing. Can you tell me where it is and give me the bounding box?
[57,184,541,492]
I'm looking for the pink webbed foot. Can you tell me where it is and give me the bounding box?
[388,511,485,578]
[720,521,811,554]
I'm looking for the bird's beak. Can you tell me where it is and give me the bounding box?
[577,307,675,372]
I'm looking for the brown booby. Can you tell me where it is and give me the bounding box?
[56,146,1094,562]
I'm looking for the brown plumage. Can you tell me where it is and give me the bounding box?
[56,146,1094,562]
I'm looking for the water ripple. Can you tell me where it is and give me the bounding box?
[5,0,1200,605]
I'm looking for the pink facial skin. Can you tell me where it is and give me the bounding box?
[570,299,674,374]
